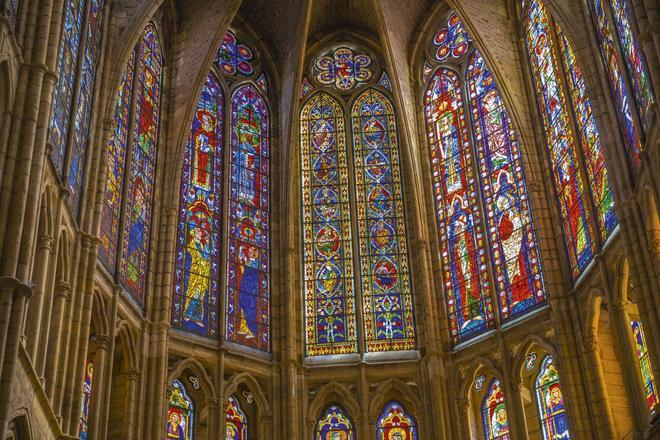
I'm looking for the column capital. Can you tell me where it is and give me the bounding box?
[38,234,54,250]
[456,397,470,414]
[583,335,600,353]
[0,276,33,299]
[54,280,71,297]
[95,334,112,349]
[127,368,140,381]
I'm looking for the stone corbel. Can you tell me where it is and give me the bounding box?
[0,276,34,299]
[53,280,71,298]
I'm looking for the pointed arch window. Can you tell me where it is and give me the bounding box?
[171,30,271,351]
[423,11,546,346]
[167,380,194,440]
[481,379,510,439]
[535,355,571,439]
[315,405,355,440]
[586,0,645,170]
[226,395,248,439]
[99,23,163,306]
[78,360,93,439]
[523,0,617,278]
[631,320,658,411]
[48,0,106,212]
[2,0,19,29]
[301,61,416,356]
[376,401,418,440]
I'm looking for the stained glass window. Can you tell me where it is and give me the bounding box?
[118,23,163,305]
[525,0,597,277]
[226,395,248,440]
[352,89,415,352]
[48,0,85,172]
[68,0,105,213]
[4,0,19,29]
[555,26,617,241]
[99,48,136,270]
[215,30,254,76]
[225,84,270,351]
[167,380,193,440]
[315,405,355,440]
[467,50,546,321]
[482,379,510,440]
[301,92,357,356]
[631,320,658,411]
[172,73,224,337]
[376,401,418,440]
[535,355,570,439]
[424,67,494,345]
[424,11,546,347]
[377,71,392,92]
[78,360,93,439]
[301,75,315,98]
[610,0,654,132]
[587,0,642,170]
[433,12,471,61]
[315,47,373,91]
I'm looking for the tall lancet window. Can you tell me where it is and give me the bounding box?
[99,23,162,306]
[523,0,617,279]
[424,11,546,346]
[301,45,416,356]
[171,30,271,351]
[481,379,510,439]
[586,0,649,171]
[48,0,106,212]
[535,355,571,439]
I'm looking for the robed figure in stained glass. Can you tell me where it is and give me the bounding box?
[376,401,418,440]
[182,201,212,326]
[632,320,658,410]
[536,356,570,439]
[166,380,193,440]
[482,380,510,440]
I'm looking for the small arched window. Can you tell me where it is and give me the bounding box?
[315,405,355,440]
[481,379,510,439]
[171,30,272,351]
[631,320,658,411]
[167,380,194,440]
[523,0,617,278]
[424,11,546,346]
[376,401,418,440]
[99,23,163,306]
[78,360,93,438]
[535,355,571,440]
[226,395,248,440]
[301,48,416,356]
[48,0,106,212]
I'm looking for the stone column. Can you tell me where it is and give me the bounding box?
[455,398,471,440]
[124,367,140,440]
[581,335,617,438]
[88,334,110,440]
[44,279,71,401]
[508,377,530,440]
[24,233,53,360]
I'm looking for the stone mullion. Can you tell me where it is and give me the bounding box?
[122,367,140,440]
[500,339,529,440]
[97,286,119,439]
[24,233,53,360]
[358,364,369,439]
[87,334,110,439]
[509,377,530,440]
[454,397,471,439]
[609,299,651,432]
[0,277,32,439]
[43,278,70,401]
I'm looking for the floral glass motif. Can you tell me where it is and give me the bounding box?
[425,67,494,345]
[587,0,642,170]
[556,24,617,241]
[226,395,248,440]
[352,89,415,352]
[631,320,658,411]
[315,47,373,91]
[99,48,136,271]
[525,352,538,370]
[78,361,93,439]
[536,355,570,440]
[215,30,254,76]
[316,406,355,440]
[256,72,268,94]
[611,0,654,132]
[68,0,105,213]
[467,50,546,321]
[525,0,596,277]
[482,379,510,440]
[301,92,357,356]
[167,380,193,440]
[433,12,471,61]
[376,401,418,440]
[378,71,392,92]
[301,75,315,98]
[48,0,85,173]
[475,374,486,391]
[118,23,163,305]
[172,73,224,337]
[225,84,270,352]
